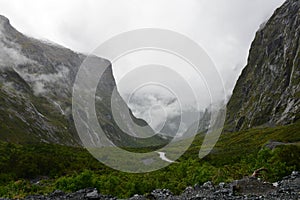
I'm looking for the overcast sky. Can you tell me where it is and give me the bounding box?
[0,0,285,93]
[0,0,285,131]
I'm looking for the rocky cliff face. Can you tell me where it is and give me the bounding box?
[225,0,300,132]
[0,15,165,147]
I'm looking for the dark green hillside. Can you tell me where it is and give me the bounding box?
[0,120,299,198]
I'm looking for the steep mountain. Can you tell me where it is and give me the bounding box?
[0,15,165,147]
[224,0,300,132]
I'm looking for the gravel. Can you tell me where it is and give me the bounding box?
[1,171,298,200]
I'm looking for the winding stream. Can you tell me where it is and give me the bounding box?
[156,151,175,163]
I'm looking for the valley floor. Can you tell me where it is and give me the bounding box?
[0,120,299,199]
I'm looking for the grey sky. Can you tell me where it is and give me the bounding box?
[0,0,285,132]
[0,0,284,94]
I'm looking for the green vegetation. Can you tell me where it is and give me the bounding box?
[0,85,78,146]
[0,121,299,198]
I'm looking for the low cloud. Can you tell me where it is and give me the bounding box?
[125,90,201,136]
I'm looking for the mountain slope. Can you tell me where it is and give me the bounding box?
[0,15,165,147]
[224,0,300,132]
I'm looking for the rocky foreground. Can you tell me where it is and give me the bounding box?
[11,171,298,200]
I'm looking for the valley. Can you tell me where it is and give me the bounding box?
[0,0,299,199]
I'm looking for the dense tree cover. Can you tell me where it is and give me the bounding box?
[0,121,299,198]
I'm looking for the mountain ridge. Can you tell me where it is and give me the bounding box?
[224,0,300,132]
[0,15,166,147]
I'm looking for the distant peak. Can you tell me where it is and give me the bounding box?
[0,15,14,35]
[0,15,10,26]
[0,15,19,38]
